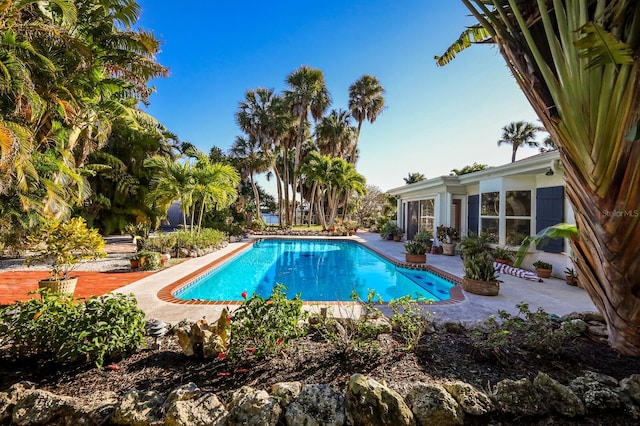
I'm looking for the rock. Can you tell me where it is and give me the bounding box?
[345,374,414,426]
[226,386,282,426]
[566,319,588,334]
[74,391,119,425]
[164,393,227,426]
[533,372,585,417]
[367,316,393,335]
[586,324,608,338]
[569,371,620,410]
[492,378,548,417]
[272,382,302,407]
[620,374,640,404]
[163,383,201,407]
[173,314,230,358]
[12,389,75,425]
[286,384,345,426]
[112,389,164,425]
[442,381,494,416]
[0,382,35,423]
[406,382,462,426]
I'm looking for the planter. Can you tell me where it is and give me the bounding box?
[405,253,427,264]
[38,277,78,295]
[494,258,512,265]
[536,268,552,278]
[431,246,442,255]
[130,259,140,269]
[442,242,455,256]
[565,275,578,286]
[462,277,500,296]
[393,235,402,242]
[160,252,171,267]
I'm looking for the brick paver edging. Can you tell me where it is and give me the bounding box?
[157,238,465,306]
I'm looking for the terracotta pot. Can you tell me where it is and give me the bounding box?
[536,268,552,278]
[565,275,578,286]
[442,243,455,256]
[130,259,140,269]
[462,277,500,296]
[393,235,402,242]
[405,253,427,264]
[160,252,171,266]
[494,259,512,265]
[38,277,78,295]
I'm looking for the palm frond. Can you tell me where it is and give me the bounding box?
[435,25,491,66]
[574,22,634,69]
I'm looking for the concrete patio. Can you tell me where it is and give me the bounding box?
[115,232,597,324]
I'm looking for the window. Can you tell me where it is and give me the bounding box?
[419,199,434,233]
[480,192,499,242]
[505,190,531,245]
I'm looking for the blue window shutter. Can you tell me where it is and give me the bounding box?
[467,195,479,236]
[536,186,565,253]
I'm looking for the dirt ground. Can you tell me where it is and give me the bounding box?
[1,324,639,425]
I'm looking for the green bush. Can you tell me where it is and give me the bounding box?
[0,290,146,367]
[389,295,434,351]
[228,284,308,359]
[173,228,227,256]
[471,302,582,364]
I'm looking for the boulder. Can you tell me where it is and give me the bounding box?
[565,319,588,334]
[620,374,640,404]
[226,386,282,426]
[492,378,548,417]
[442,381,494,416]
[406,382,463,426]
[272,382,302,407]
[533,372,585,417]
[112,389,165,425]
[569,371,621,410]
[286,384,345,426]
[164,393,227,426]
[11,389,75,425]
[0,382,35,423]
[345,374,414,426]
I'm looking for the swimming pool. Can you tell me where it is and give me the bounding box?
[174,239,455,302]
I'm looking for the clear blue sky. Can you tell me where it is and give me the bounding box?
[137,0,542,193]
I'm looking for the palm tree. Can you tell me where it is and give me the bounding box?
[438,1,640,355]
[285,66,331,225]
[348,75,385,163]
[229,136,270,222]
[403,173,426,184]
[315,109,357,158]
[497,121,539,162]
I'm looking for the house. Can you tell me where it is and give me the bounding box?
[387,151,573,276]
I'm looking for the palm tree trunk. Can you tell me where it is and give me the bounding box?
[249,172,261,222]
[511,145,517,163]
[563,147,640,355]
[307,182,318,226]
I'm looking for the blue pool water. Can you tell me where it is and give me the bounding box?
[175,239,455,302]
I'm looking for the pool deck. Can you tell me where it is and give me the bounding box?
[114,232,597,324]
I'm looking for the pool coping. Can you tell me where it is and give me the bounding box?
[157,238,465,306]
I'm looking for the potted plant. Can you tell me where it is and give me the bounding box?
[491,246,514,265]
[393,226,404,242]
[413,230,433,250]
[462,252,500,296]
[533,260,553,278]
[404,240,428,264]
[380,222,398,240]
[564,267,578,286]
[130,252,142,269]
[437,225,459,255]
[25,217,106,294]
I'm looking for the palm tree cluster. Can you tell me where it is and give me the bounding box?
[229,66,385,230]
[0,0,171,239]
[145,149,240,234]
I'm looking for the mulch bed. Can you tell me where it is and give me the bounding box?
[1,326,639,425]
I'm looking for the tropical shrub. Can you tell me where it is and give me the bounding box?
[0,291,146,367]
[471,302,582,364]
[463,252,498,282]
[459,232,490,261]
[173,228,227,256]
[404,240,428,255]
[389,295,433,351]
[228,284,308,359]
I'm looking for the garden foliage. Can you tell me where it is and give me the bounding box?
[0,291,146,367]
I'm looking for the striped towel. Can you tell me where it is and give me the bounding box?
[494,262,543,282]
